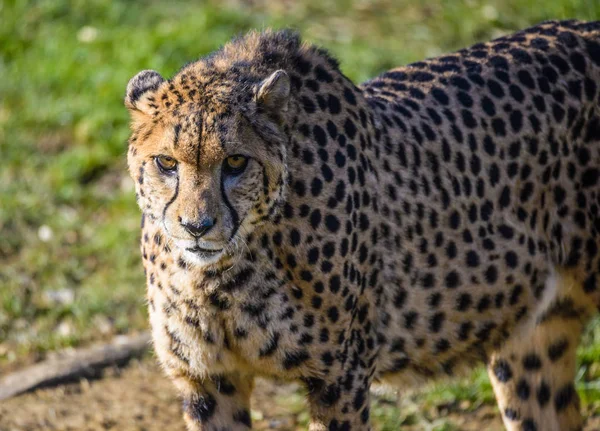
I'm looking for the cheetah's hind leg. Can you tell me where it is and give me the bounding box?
[171,371,254,431]
[487,269,597,431]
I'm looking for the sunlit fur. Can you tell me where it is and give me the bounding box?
[126,64,290,267]
[126,23,600,431]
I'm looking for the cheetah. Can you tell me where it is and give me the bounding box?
[125,20,600,431]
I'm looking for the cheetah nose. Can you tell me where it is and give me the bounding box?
[181,217,215,238]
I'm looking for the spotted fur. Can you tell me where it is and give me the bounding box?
[126,21,600,430]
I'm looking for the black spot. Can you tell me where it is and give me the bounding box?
[492,118,506,136]
[548,338,569,362]
[421,272,435,288]
[445,271,460,289]
[554,383,576,411]
[213,375,236,395]
[466,250,480,267]
[522,418,537,431]
[517,70,535,89]
[344,118,357,139]
[221,267,255,292]
[581,168,599,188]
[183,393,217,422]
[404,311,418,329]
[310,209,322,229]
[314,65,334,82]
[329,275,341,293]
[435,338,450,352]
[458,321,473,339]
[208,292,231,310]
[353,389,366,411]
[321,383,341,406]
[457,91,473,107]
[499,186,511,208]
[481,96,496,116]
[294,180,306,197]
[487,79,505,98]
[301,96,316,113]
[302,149,315,165]
[586,39,600,66]
[522,354,542,370]
[493,359,513,382]
[504,408,518,420]
[446,241,458,259]
[462,109,477,128]
[311,178,323,196]
[313,125,328,146]
[432,88,450,105]
[283,350,310,369]
[326,305,340,323]
[584,274,597,293]
[485,266,498,284]
[322,164,334,183]
[448,211,461,229]
[509,84,525,102]
[429,312,445,333]
[322,125,337,145]
[450,76,471,90]
[517,379,530,400]
[321,352,334,366]
[570,52,586,74]
[344,87,357,105]
[498,224,514,239]
[505,251,519,268]
[233,410,252,427]
[325,214,341,233]
[483,135,496,156]
[509,110,523,132]
[411,71,434,82]
[537,381,551,407]
[328,94,341,114]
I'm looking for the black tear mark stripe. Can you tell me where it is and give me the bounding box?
[163,174,180,221]
[221,173,240,240]
[196,114,204,168]
[173,124,181,148]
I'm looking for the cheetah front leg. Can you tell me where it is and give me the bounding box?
[304,364,373,431]
[171,371,254,431]
[488,270,595,431]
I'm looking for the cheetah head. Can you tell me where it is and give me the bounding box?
[125,66,290,266]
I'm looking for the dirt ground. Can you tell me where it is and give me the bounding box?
[0,357,309,431]
[1,357,599,431]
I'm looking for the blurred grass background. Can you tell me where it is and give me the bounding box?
[2,0,600,428]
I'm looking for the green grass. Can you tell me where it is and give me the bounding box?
[1,0,600,426]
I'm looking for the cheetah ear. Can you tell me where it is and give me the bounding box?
[256,69,290,114]
[125,70,165,116]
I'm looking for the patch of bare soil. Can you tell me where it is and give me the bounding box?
[1,358,599,431]
[0,358,306,431]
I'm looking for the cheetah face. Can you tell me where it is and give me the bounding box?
[125,69,290,266]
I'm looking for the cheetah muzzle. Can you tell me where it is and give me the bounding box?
[126,21,600,431]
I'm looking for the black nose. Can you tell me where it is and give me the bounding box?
[181,217,215,238]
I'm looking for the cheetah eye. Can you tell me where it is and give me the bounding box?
[223,155,249,175]
[155,155,178,173]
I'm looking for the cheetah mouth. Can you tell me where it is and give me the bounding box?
[186,246,224,256]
